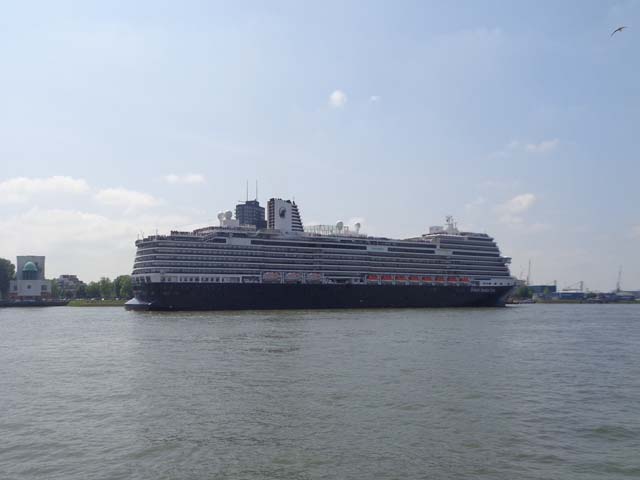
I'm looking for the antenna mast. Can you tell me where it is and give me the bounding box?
[616,266,622,292]
[526,259,531,286]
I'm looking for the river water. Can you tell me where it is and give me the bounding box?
[1,305,639,479]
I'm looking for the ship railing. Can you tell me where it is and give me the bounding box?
[303,225,367,237]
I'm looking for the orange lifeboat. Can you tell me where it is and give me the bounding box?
[367,274,380,282]
[435,276,445,283]
[422,276,433,283]
[395,275,407,282]
[306,272,323,284]
[262,272,282,283]
[447,276,459,283]
[381,275,394,282]
[408,275,420,282]
[460,276,470,283]
[284,272,303,283]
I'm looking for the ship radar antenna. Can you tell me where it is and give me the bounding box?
[445,215,458,234]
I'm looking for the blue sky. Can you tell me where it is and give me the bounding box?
[0,0,638,290]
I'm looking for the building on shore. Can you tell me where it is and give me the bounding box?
[529,284,557,299]
[57,274,85,298]
[9,256,52,301]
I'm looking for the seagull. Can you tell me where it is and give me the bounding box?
[611,26,628,37]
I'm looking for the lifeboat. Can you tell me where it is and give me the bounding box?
[306,272,323,284]
[421,276,433,283]
[460,276,470,283]
[284,272,304,283]
[395,275,407,282]
[447,276,459,283]
[435,276,445,283]
[367,274,380,282]
[262,272,282,283]
[381,275,394,282]
[408,275,420,282]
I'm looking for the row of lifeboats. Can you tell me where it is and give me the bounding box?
[367,274,471,284]
[261,271,471,285]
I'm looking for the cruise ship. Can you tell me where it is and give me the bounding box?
[125,197,516,310]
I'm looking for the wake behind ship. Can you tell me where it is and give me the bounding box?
[126,197,515,311]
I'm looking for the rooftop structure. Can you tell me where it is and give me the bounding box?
[235,200,267,230]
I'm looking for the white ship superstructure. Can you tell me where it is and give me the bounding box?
[131,201,514,290]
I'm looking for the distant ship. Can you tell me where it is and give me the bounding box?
[125,197,515,311]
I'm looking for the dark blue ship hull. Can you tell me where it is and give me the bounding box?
[125,283,513,311]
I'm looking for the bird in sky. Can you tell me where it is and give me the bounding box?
[611,26,628,37]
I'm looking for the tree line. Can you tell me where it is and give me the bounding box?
[67,276,133,300]
[0,257,132,300]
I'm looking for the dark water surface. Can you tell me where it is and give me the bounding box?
[1,305,640,479]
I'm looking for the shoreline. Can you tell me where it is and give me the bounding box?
[67,299,128,307]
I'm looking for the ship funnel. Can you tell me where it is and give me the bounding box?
[354,222,361,233]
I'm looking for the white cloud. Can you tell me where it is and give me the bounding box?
[0,176,90,204]
[499,193,536,214]
[496,193,537,225]
[94,188,162,211]
[489,139,559,158]
[0,207,193,281]
[369,95,380,103]
[464,196,487,210]
[163,173,205,185]
[329,90,347,108]
[524,139,559,153]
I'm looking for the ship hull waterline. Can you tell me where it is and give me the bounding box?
[125,283,514,311]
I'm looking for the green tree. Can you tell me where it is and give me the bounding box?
[50,279,61,298]
[114,275,132,299]
[99,277,114,299]
[514,286,533,299]
[0,258,16,300]
[86,281,101,299]
[76,284,87,298]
